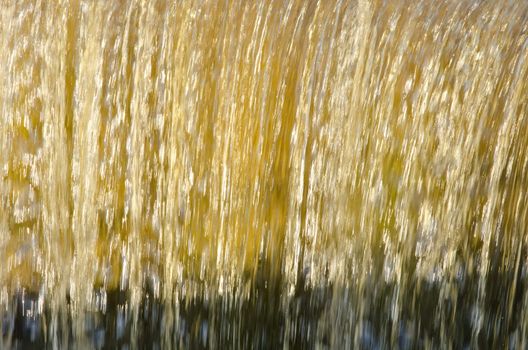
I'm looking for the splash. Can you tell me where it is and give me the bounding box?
[1,0,528,348]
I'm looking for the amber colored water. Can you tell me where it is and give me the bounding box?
[1,0,528,348]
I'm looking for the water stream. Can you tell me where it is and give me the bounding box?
[1,0,528,348]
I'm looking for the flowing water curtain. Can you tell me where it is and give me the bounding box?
[0,0,71,314]
[0,1,72,346]
[1,0,528,348]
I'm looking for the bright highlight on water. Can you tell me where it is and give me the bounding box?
[1,0,528,348]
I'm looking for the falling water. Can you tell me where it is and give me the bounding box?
[1,0,528,348]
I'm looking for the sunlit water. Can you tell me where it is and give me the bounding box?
[1,0,528,348]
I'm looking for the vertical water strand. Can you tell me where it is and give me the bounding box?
[472,2,528,344]
[156,2,183,346]
[1,0,47,307]
[255,0,302,295]
[0,2,16,348]
[91,0,130,296]
[159,1,224,345]
[1,1,60,347]
[281,0,348,346]
[127,2,165,337]
[38,1,75,347]
[303,0,345,291]
[69,0,108,343]
[349,1,378,347]
[0,0,14,290]
[3,0,37,291]
[501,32,528,346]
[212,0,245,297]
[282,0,313,301]
[159,2,186,346]
[315,2,368,347]
[112,1,138,299]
